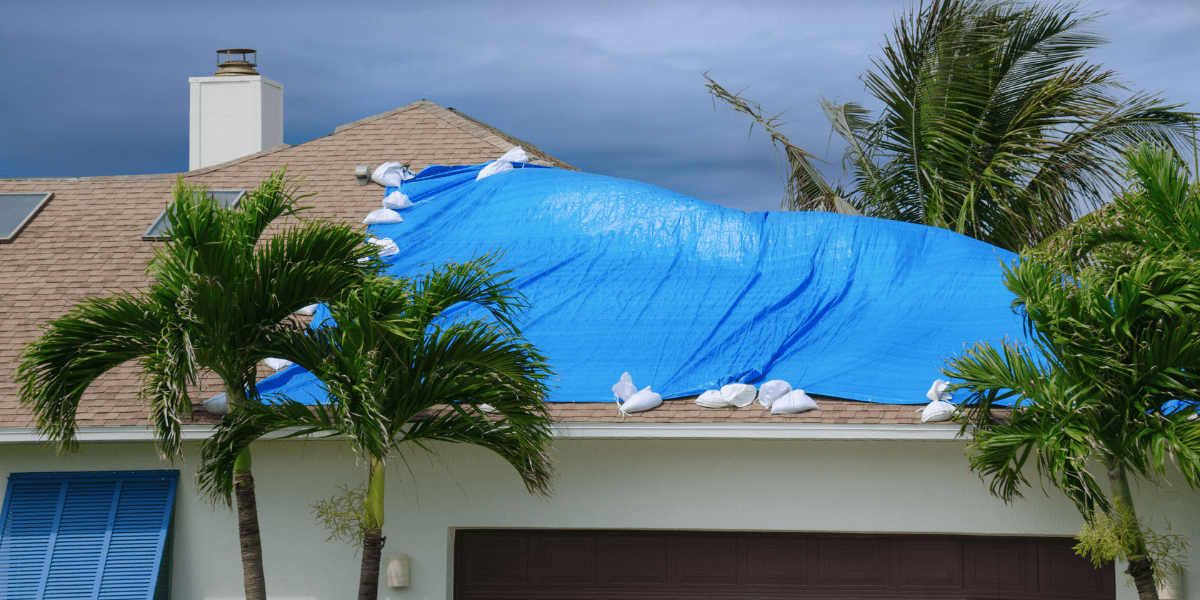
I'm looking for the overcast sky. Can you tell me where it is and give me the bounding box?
[2,0,1197,212]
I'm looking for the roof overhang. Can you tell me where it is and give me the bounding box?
[0,422,969,445]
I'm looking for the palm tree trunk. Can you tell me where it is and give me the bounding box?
[235,447,268,600]
[1108,463,1158,600]
[358,458,386,600]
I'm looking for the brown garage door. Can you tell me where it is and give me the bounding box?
[455,530,1114,600]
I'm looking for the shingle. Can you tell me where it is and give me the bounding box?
[0,100,941,430]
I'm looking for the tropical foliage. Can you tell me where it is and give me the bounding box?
[707,0,1195,252]
[16,171,374,600]
[198,256,556,600]
[944,144,1200,600]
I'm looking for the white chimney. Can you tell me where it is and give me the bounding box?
[189,49,283,170]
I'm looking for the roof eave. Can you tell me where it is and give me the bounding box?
[0,422,970,445]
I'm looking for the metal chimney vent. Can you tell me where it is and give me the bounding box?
[215,49,259,76]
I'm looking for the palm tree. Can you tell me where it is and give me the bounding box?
[197,256,556,600]
[707,0,1195,252]
[16,171,374,600]
[943,144,1200,600]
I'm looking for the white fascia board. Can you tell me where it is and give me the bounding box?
[0,425,218,445]
[0,422,969,444]
[552,422,970,441]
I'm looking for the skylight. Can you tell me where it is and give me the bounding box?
[0,192,53,243]
[142,189,245,241]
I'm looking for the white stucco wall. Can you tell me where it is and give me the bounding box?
[0,436,1195,600]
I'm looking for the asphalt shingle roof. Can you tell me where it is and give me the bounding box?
[0,99,931,429]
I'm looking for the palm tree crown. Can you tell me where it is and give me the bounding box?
[708,0,1195,252]
[16,170,375,600]
[198,256,555,497]
[197,256,556,599]
[944,144,1200,598]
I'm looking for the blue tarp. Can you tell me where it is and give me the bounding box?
[259,162,1029,405]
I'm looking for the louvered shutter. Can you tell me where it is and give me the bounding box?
[0,471,178,600]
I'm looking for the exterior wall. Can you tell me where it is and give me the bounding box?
[188,76,284,170]
[1,437,1196,600]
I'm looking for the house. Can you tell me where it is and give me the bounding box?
[1,57,1196,600]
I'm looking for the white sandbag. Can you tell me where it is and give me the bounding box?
[619,386,662,414]
[203,392,228,415]
[362,208,403,224]
[771,389,820,414]
[371,162,415,188]
[757,380,792,408]
[926,379,953,403]
[382,190,413,210]
[920,379,957,422]
[721,383,757,408]
[295,304,318,316]
[372,162,401,187]
[263,357,292,371]
[479,404,496,413]
[498,146,528,163]
[694,389,729,408]
[476,159,514,181]
[921,400,957,423]
[476,147,530,181]
[367,237,399,258]
[612,372,637,401]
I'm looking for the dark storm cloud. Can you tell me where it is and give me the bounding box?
[2,0,1197,213]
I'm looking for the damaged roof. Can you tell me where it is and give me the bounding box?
[1,99,949,430]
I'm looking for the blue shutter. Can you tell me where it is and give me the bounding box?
[0,471,178,600]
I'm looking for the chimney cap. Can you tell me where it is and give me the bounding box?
[215,49,259,76]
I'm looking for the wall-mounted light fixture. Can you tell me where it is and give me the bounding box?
[356,166,371,186]
[386,554,410,588]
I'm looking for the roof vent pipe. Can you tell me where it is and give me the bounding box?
[215,49,259,76]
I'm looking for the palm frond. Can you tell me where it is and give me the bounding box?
[198,398,349,504]
[708,0,1196,251]
[704,74,848,213]
[948,143,1200,521]
[19,171,373,463]
[16,293,182,454]
[199,258,558,503]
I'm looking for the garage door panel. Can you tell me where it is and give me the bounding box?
[963,540,1036,594]
[741,534,807,586]
[458,596,533,600]
[542,533,600,585]
[1039,539,1115,597]
[455,530,1114,600]
[892,538,964,589]
[460,532,532,586]
[674,534,738,585]
[812,536,890,588]
[606,533,668,585]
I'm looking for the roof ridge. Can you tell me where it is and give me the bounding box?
[420,103,514,154]
[332,101,427,134]
[0,177,80,182]
[0,144,294,183]
[183,143,293,177]
[419,104,578,170]
[329,99,576,170]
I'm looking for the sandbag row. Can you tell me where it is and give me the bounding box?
[610,374,820,415]
[610,375,963,420]
[695,381,820,415]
